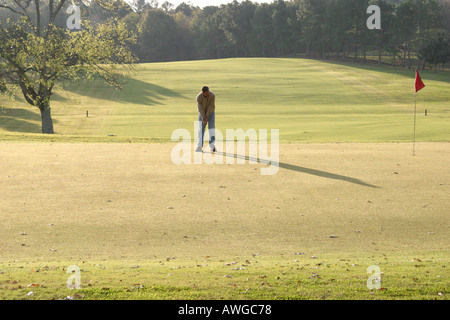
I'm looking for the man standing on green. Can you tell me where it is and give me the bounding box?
[196,85,216,152]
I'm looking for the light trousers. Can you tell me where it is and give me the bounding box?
[197,112,215,149]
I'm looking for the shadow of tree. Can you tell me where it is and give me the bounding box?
[0,107,63,133]
[63,77,189,106]
[1,76,187,133]
[0,110,41,133]
[311,58,450,83]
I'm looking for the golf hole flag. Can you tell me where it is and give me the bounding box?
[413,70,425,155]
[415,69,425,93]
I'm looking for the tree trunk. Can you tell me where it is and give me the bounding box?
[402,44,406,68]
[417,51,421,70]
[39,105,54,134]
[407,41,411,69]
[378,29,383,66]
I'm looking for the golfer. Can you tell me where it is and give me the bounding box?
[196,85,216,152]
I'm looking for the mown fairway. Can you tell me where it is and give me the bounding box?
[1,58,449,141]
[0,58,449,300]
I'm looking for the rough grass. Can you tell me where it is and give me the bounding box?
[1,252,448,300]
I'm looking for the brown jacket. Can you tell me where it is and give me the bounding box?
[197,91,215,120]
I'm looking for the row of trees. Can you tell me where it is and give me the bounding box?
[1,0,448,67]
[120,0,450,69]
[0,1,449,134]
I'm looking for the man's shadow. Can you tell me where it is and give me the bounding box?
[205,151,378,188]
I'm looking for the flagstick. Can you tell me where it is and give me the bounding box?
[413,92,417,156]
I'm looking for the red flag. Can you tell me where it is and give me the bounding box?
[415,69,425,93]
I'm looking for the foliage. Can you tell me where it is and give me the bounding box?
[115,0,449,67]
[0,0,137,133]
[1,0,449,134]
[420,34,450,70]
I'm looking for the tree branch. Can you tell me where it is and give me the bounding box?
[49,0,66,24]
[48,0,53,19]
[34,0,40,36]
[0,4,26,16]
[2,51,38,105]
[10,0,37,34]
[17,71,38,106]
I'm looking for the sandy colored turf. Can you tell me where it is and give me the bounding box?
[0,142,448,264]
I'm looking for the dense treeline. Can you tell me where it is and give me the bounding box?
[1,0,449,69]
[132,0,450,69]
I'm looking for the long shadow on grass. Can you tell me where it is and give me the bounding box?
[0,107,55,133]
[304,58,450,83]
[209,151,378,188]
[63,78,189,106]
